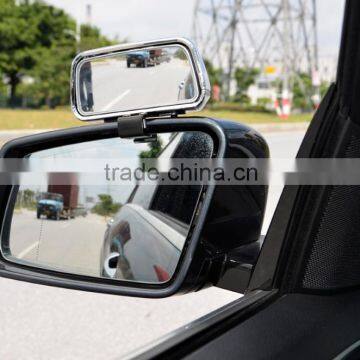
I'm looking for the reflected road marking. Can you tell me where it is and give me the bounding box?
[103,89,131,111]
[17,241,39,259]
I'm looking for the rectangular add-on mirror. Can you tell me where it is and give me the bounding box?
[3,131,213,284]
[71,38,210,121]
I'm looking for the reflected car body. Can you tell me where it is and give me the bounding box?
[101,203,185,282]
[126,51,151,68]
[100,131,214,283]
[178,72,196,101]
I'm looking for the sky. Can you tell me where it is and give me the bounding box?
[46,0,345,58]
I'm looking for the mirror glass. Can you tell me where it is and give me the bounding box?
[77,45,198,115]
[4,132,213,284]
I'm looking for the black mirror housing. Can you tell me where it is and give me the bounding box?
[0,117,268,297]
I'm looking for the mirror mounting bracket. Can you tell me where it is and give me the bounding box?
[133,134,158,143]
[117,110,183,139]
[117,114,146,138]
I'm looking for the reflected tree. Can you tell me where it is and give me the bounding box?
[16,189,36,209]
[139,138,163,159]
[92,194,121,217]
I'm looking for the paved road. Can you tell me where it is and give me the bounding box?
[0,130,304,360]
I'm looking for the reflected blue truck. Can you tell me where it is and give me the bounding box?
[37,192,64,220]
[126,51,151,68]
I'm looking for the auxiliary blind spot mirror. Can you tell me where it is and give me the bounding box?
[71,38,210,121]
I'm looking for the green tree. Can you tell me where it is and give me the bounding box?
[139,138,163,159]
[203,59,224,102]
[320,81,330,98]
[23,188,35,205]
[0,0,76,106]
[78,24,113,52]
[15,188,36,209]
[26,47,74,108]
[92,194,121,217]
[25,30,76,108]
[204,59,223,87]
[174,47,188,61]
[0,0,115,108]
[233,67,260,102]
[0,0,35,106]
[292,73,313,111]
[292,73,330,112]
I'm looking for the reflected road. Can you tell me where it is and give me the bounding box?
[91,59,192,113]
[11,210,106,277]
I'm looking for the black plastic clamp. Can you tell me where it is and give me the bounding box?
[117,114,146,138]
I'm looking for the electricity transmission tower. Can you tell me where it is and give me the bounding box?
[192,0,320,116]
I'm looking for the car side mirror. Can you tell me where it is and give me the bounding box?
[0,38,269,297]
[0,118,268,297]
